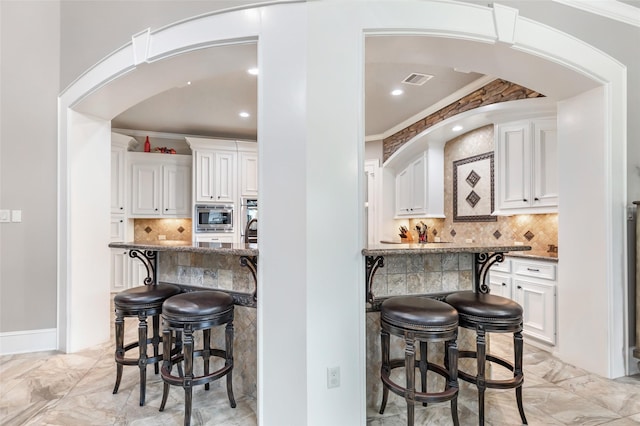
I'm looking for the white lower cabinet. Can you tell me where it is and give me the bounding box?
[489,257,557,345]
[110,249,129,292]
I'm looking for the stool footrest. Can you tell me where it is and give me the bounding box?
[381,358,459,404]
[457,351,524,390]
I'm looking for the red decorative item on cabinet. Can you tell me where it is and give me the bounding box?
[144,136,151,152]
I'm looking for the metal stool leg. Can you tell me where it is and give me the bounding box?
[225,321,236,407]
[419,341,428,407]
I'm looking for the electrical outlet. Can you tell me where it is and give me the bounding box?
[327,366,340,389]
[11,210,22,222]
[0,210,9,223]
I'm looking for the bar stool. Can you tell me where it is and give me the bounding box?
[112,282,182,406]
[379,296,460,426]
[444,291,527,425]
[159,291,236,426]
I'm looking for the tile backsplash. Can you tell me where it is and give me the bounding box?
[398,124,558,253]
[133,218,192,242]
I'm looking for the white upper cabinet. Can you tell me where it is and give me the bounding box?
[111,135,131,215]
[187,138,238,204]
[495,117,558,214]
[394,147,444,218]
[129,152,191,217]
[238,141,258,198]
[396,154,426,216]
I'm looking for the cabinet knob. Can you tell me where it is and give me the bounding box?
[517,285,522,289]
[502,282,507,286]
[120,207,123,210]
[523,198,528,202]
[154,208,158,211]
[165,208,168,211]
[120,219,123,223]
[534,197,540,201]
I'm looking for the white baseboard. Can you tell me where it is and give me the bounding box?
[0,328,57,355]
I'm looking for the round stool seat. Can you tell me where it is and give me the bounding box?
[381,296,458,332]
[162,291,234,323]
[445,291,522,326]
[114,283,181,308]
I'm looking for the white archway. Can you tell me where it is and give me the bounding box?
[58,2,626,424]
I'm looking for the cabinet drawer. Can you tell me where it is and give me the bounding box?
[513,260,556,281]
[491,258,511,273]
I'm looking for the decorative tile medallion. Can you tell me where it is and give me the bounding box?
[177,226,185,233]
[432,228,438,236]
[450,229,457,237]
[524,230,535,241]
[465,170,481,187]
[493,230,502,239]
[465,190,481,208]
[144,226,152,233]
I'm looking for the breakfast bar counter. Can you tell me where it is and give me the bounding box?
[362,242,531,309]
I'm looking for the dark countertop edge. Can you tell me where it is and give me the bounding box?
[109,241,258,256]
[362,243,531,256]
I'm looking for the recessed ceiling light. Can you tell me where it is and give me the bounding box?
[186,81,192,85]
[391,89,404,96]
[239,111,250,118]
[247,68,259,76]
[452,125,464,132]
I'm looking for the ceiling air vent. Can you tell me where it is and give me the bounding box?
[402,73,434,86]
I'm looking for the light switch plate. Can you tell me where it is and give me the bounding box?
[11,210,22,222]
[0,210,9,223]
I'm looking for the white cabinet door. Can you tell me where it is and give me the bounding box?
[239,152,258,197]
[532,118,558,208]
[110,249,129,292]
[163,163,191,216]
[215,151,236,203]
[195,151,215,202]
[131,162,161,216]
[488,271,513,298]
[514,278,556,344]
[396,167,411,215]
[111,147,126,214]
[110,216,126,241]
[395,153,427,216]
[194,150,236,203]
[496,121,531,211]
[495,118,558,215]
[409,156,426,214]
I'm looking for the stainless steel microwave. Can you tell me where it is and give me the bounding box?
[195,204,234,233]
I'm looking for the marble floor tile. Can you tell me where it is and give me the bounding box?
[2,328,640,425]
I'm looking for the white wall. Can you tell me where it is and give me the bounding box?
[557,86,613,374]
[0,1,59,353]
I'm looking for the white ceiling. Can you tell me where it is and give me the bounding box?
[111,37,490,141]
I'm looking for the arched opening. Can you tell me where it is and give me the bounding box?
[58,2,627,424]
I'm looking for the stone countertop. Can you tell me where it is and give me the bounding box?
[505,250,558,261]
[108,240,258,256]
[362,242,531,256]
